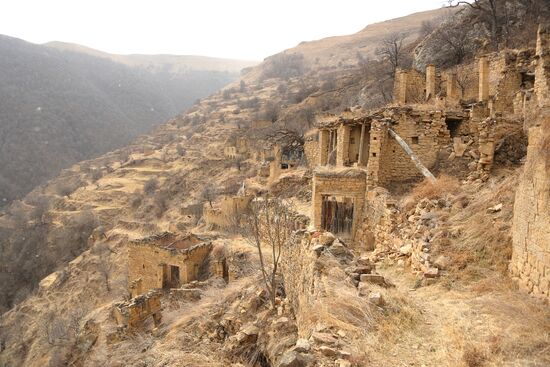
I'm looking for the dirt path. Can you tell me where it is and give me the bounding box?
[373,267,550,367]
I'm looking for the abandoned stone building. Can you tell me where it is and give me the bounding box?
[312,106,464,242]
[127,232,227,298]
[311,24,548,263]
[203,194,253,228]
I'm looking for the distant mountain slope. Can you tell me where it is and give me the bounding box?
[45,41,258,73]
[242,7,453,82]
[0,35,256,205]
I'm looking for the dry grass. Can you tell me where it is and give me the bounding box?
[374,290,421,343]
[443,171,518,282]
[409,174,461,201]
[462,343,487,367]
[300,265,375,337]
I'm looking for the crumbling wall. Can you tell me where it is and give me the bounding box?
[113,290,162,328]
[394,69,426,104]
[355,187,395,251]
[510,24,550,302]
[303,139,319,168]
[280,231,318,337]
[535,24,550,111]
[368,111,449,187]
[510,123,550,302]
[203,195,252,228]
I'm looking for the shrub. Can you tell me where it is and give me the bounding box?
[143,178,158,195]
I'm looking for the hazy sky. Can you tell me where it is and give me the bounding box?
[0,0,450,60]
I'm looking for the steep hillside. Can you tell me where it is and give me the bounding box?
[1,3,550,367]
[242,7,454,83]
[0,35,255,205]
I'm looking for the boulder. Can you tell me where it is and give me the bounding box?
[487,203,503,213]
[293,338,311,353]
[357,256,372,266]
[358,282,370,296]
[368,292,385,306]
[319,346,338,357]
[329,241,348,257]
[453,137,467,157]
[336,360,352,367]
[311,331,338,345]
[312,244,325,256]
[423,267,439,278]
[433,255,449,270]
[277,351,314,367]
[318,232,336,246]
[360,274,386,286]
[399,244,412,255]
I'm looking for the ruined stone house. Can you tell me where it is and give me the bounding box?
[203,194,253,228]
[311,26,545,250]
[127,232,227,298]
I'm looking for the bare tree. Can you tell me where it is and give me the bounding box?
[94,242,113,291]
[143,178,158,195]
[262,101,280,123]
[240,196,295,307]
[201,184,218,208]
[433,25,470,66]
[376,33,408,76]
[265,129,305,162]
[448,0,504,49]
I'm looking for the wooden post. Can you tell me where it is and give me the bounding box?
[357,123,366,166]
[387,128,436,182]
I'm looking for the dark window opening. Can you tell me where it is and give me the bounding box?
[372,153,377,157]
[281,163,289,169]
[521,72,535,90]
[162,264,181,289]
[446,118,462,138]
[412,136,419,144]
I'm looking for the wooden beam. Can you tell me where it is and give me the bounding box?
[387,128,436,182]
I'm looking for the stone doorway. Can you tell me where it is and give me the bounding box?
[321,195,354,235]
[162,264,180,289]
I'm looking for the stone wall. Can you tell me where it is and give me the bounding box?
[510,124,550,302]
[510,24,550,302]
[394,69,426,104]
[367,110,449,187]
[303,139,319,168]
[128,241,213,296]
[224,146,238,159]
[113,290,162,328]
[311,169,366,241]
[280,231,318,337]
[203,195,253,228]
[535,24,550,110]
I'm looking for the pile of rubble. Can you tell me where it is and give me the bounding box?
[369,197,455,285]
